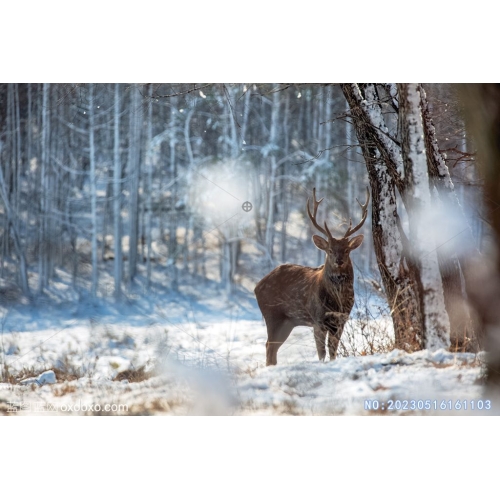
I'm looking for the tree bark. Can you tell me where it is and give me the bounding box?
[38,83,50,292]
[264,88,280,258]
[398,83,450,349]
[88,83,98,298]
[419,84,482,350]
[113,83,123,300]
[127,85,142,284]
[168,97,179,292]
[341,83,423,349]
[0,163,30,297]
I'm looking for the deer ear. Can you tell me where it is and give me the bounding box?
[348,234,364,250]
[312,235,328,251]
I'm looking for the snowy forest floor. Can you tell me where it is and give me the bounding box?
[0,279,489,416]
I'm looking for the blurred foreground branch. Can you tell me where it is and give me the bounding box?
[459,84,500,399]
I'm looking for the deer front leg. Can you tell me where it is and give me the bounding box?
[327,327,341,360]
[313,326,327,361]
[325,312,349,361]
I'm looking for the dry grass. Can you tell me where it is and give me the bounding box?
[273,398,304,416]
[336,275,397,358]
[113,365,156,383]
[0,365,43,385]
[122,397,186,415]
[0,361,87,385]
[449,333,477,353]
[52,383,77,397]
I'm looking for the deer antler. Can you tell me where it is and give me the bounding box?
[343,187,370,238]
[307,188,334,241]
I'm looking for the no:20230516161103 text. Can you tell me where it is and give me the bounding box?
[364,399,492,412]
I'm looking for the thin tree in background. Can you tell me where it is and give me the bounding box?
[127,85,142,284]
[264,88,280,258]
[168,95,179,292]
[146,85,154,289]
[88,83,99,297]
[113,83,123,300]
[0,162,30,296]
[38,82,50,292]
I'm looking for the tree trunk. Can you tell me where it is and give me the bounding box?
[146,84,154,288]
[38,82,50,292]
[341,83,423,349]
[398,83,450,349]
[458,84,500,405]
[88,83,99,298]
[128,85,142,284]
[113,83,123,301]
[0,164,30,297]
[265,89,280,258]
[169,98,179,292]
[419,84,482,350]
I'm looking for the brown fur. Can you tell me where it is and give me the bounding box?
[254,188,368,366]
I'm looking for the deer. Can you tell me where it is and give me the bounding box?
[254,187,370,366]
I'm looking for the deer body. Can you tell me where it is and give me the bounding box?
[254,188,369,366]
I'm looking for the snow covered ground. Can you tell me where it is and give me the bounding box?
[0,291,490,416]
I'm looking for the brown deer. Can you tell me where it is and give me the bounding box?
[254,187,370,366]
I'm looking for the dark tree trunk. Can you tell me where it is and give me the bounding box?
[459,84,500,404]
[341,83,423,350]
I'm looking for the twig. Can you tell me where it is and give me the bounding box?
[151,84,212,99]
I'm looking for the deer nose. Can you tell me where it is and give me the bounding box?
[336,257,343,266]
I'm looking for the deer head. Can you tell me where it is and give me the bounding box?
[307,187,370,271]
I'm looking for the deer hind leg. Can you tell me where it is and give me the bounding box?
[265,318,294,366]
[313,326,327,361]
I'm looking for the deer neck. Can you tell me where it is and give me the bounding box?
[321,259,354,290]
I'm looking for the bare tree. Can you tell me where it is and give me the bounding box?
[341,83,423,349]
[88,83,99,297]
[127,85,142,284]
[398,83,450,349]
[419,84,481,349]
[0,161,30,296]
[113,83,123,300]
[38,82,50,292]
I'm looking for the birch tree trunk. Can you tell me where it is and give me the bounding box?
[419,84,482,349]
[144,130,170,285]
[280,91,290,263]
[37,83,51,291]
[341,83,423,349]
[240,85,251,149]
[113,83,123,300]
[146,84,154,289]
[168,98,179,292]
[128,85,142,284]
[225,85,239,158]
[0,163,30,297]
[88,83,98,298]
[264,89,280,258]
[398,83,450,349]
[14,84,22,217]
[183,108,195,272]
